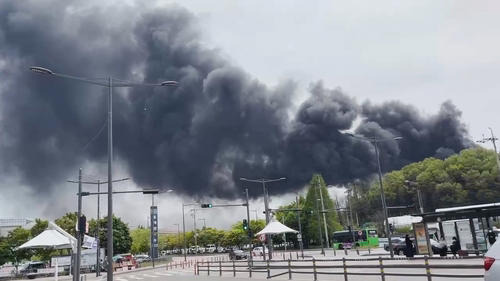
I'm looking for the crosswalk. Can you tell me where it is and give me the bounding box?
[98,270,188,281]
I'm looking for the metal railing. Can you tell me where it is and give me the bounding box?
[195,256,484,280]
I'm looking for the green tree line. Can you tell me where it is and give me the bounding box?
[350,147,500,233]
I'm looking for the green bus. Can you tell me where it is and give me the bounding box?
[332,228,379,249]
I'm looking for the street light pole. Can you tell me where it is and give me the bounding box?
[346,133,402,259]
[318,187,330,248]
[296,195,304,259]
[373,140,393,258]
[30,66,177,281]
[75,169,82,281]
[106,77,114,281]
[240,177,286,260]
[405,180,424,214]
[182,202,199,261]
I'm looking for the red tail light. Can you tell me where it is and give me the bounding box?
[485,256,495,271]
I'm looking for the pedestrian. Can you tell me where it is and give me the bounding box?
[439,236,447,257]
[488,228,497,246]
[450,237,460,257]
[404,234,414,258]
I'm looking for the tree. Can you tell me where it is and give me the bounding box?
[0,227,31,269]
[301,174,342,247]
[88,216,132,255]
[55,213,77,237]
[130,228,150,254]
[351,147,500,227]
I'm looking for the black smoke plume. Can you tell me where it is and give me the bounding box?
[0,1,472,198]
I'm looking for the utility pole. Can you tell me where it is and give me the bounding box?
[96,180,100,277]
[318,187,330,248]
[192,209,198,249]
[296,196,304,258]
[67,177,129,278]
[314,184,325,255]
[477,127,500,176]
[75,169,82,281]
[245,188,253,266]
[240,177,286,260]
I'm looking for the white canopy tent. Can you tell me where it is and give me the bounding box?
[18,230,74,250]
[17,222,76,281]
[256,220,298,236]
[18,221,76,251]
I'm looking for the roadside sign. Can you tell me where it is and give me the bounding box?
[297,234,302,239]
[259,234,266,242]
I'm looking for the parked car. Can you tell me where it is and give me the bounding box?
[206,244,217,253]
[229,249,248,260]
[134,254,151,263]
[485,240,500,281]
[19,262,47,279]
[252,246,268,256]
[384,237,446,256]
[383,237,404,252]
[217,246,226,253]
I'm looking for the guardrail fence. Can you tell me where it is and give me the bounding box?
[195,256,484,280]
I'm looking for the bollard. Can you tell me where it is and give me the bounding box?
[343,257,348,281]
[208,260,210,276]
[288,259,292,280]
[233,260,236,277]
[289,252,292,260]
[219,261,222,276]
[296,251,299,260]
[379,256,385,281]
[182,261,185,269]
[425,257,432,281]
[266,258,271,279]
[249,258,253,278]
[344,248,348,255]
[356,249,359,255]
[334,247,336,256]
[312,258,317,281]
[368,248,371,254]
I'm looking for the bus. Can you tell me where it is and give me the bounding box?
[332,228,379,249]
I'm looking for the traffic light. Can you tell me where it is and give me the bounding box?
[242,219,248,230]
[201,203,213,208]
[78,215,87,235]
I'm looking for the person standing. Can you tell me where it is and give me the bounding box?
[488,229,497,246]
[404,235,414,257]
[450,237,460,257]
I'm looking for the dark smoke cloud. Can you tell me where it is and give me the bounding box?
[0,0,472,198]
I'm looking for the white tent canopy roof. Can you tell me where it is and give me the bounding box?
[18,222,76,250]
[256,220,298,236]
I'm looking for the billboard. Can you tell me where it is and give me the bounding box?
[413,222,430,255]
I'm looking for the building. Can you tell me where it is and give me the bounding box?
[0,218,35,236]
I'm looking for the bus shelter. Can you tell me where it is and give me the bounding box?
[416,202,500,254]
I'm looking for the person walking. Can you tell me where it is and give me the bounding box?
[404,234,414,258]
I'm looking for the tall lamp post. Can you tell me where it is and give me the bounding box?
[30,66,178,281]
[346,133,402,258]
[240,177,286,260]
[404,180,424,214]
[182,202,200,261]
[173,224,180,249]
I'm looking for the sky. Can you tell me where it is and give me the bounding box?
[1,0,499,231]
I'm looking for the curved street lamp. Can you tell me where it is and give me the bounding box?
[30,66,178,281]
[345,133,403,258]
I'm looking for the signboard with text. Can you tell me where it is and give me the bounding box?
[413,222,429,255]
[150,206,159,259]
